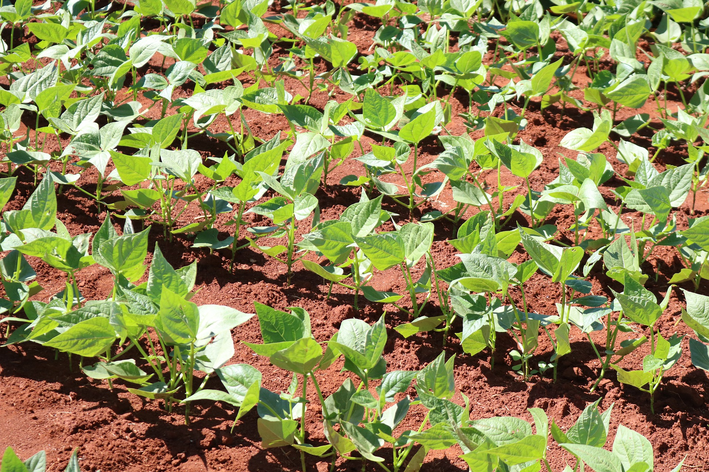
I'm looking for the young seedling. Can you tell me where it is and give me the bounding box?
[521,231,584,380]
[611,277,677,413]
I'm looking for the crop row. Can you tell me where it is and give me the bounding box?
[1,0,709,470]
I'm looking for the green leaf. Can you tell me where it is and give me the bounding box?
[301,260,349,282]
[417,352,455,399]
[97,228,150,280]
[623,187,671,222]
[128,382,178,400]
[403,445,428,472]
[361,286,403,303]
[531,59,562,96]
[257,417,297,448]
[27,177,57,231]
[681,217,709,251]
[562,444,623,472]
[489,140,542,179]
[399,109,436,144]
[613,365,654,389]
[363,89,397,130]
[408,423,458,450]
[520,232,560,279]
[399,222,434,265]
[331,317,387,371]
[566,400,607,446]
[683,289,709,339]
[560,113,611,152]
[173,38,210,64]
[503,21,540,50]
[330,38,357,68]
[156,288,199,344]
[470,416,533,445]
[612,281,662,327]
[689,338,709,371]
[605,76,651,108]
[613,424,653,471]
[340,195,383,238]
[377,370,418,402]
[147,245,190,303]
[111,152,151,186]
[270,337,323,374]
[487,435,546,465]
[2,447,29,472]
[355,233,405,271]
[395,316,446,339]
[28,23,68,43]
[217,363,262,402]
[44,317,116,357]
[23,449,46,472]
[183,389,241,407]
[0,177,19,215]
[164,0,195,15]
[253,302,309,345]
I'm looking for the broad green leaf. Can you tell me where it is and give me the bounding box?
[44,317,116,357]
[689,338,709,371]
[489,140,542,179]
[28,23,68,43]
[2,447,28,472]
[183,389,241,407]
[164,0,195,15]
[156,288,199,344]
[561,444,623,472]
[217,363,262,402]
[399,109,436,144]
[395,316,446,339]
[681,289,709,339]
[650,164,693,207]
[111,152,151,186]
[97,228,150,280]
[503,21,540,50]
[340,195,382,238]
[330,38,357,68]
[257,417,297,448]
[531,59,562,96]
[399,222,434,265]
[407,423,458,449]
[470,416,533,445]
[560,113,611,152]
[377,370,418,402]
[25,177,56,231]
[566,400,607,446]
[361,286,403,303]
[331,317,386,371]
[681,217,709,251]
[253,302,309,345]
[173,38,209,64]
[270,337,323,374]
[612,280,662,327]
[613,424,654,471]
[363,89,397,130]
[605,76,651,108]
[613,365,654,389]
[623,187,671,222]
[0,177,17,211]
[487,435,546,465]
[355,233,405,270]
[147,245,190,303]
[417,352,455,399]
